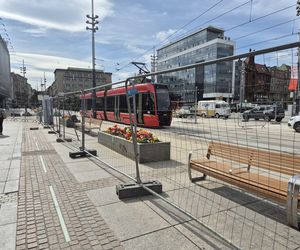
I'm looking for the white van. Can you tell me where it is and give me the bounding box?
[198,100,231,118]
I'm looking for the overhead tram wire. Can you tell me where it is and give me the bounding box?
[233,17,300,40]
[236,33,298,51]
[115,0,255,74]
[226,3,297,32]
[114,0,224,74]
[158,0,251,46]
[115,1,295,75]
[0,17,16,54]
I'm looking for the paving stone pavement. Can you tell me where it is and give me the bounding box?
[15,124,123,250]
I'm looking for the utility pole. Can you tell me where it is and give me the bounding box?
[20,60,27,113]
[151,47,157,83]
[86,0,99,119]
[296,0,300,115]
[239,60,245,113]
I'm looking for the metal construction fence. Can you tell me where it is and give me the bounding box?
[41,42,300,249]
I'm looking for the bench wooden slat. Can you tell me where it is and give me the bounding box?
[190,160,289,204]
[191,160,288,192]
[210,142,300,164]
[208,142,300,176]
[189,141,300,228]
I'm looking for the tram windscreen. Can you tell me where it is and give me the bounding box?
[156,86,170,111]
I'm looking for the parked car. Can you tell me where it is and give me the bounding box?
[175,106,192,118]
[242,106,271,121]
[288,115,300,133]
[263,106,285,122]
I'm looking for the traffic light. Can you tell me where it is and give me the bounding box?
[297,0,300,16]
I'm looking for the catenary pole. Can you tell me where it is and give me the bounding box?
[86,0,99,119]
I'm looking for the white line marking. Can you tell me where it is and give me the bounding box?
[49,186,71,242]
[39,155,47,173]
[35,141,40,150]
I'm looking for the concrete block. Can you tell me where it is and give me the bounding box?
[98,131,170,163]
[116,181,162,199]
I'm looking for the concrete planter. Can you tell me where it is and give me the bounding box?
[98,131,170,163]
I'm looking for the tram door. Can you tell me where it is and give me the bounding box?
[137,93,144,124]
[114,96,120,121]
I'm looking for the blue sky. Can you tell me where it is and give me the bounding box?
[0,0,299,89]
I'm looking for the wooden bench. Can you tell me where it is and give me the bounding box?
[188,141,300,228]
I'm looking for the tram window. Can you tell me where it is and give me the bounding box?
[96,97,104,110]
[106,96,114,112]
[82,99,92,109]
[142,93,154,114]
[119,95,127,113]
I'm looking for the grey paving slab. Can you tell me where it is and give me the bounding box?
[0,223,16,250]
[0,182,5,194]
[4,180,19,193]
[164,186,238,219]
[9,159,21,169]
[0,202,17,225]
[67,160,102,173]
[87,186,121,206]
[175,220,233,250]
[0,169,9,182]
[97,200,170,241]
[72,169,112,182]
[0,160,10,170]
[7,168,20,181]
[142,196,191,226]
[202,210,298,250]
[122,227,198,250]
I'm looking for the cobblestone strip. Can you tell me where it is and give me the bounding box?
[16,125,123,250]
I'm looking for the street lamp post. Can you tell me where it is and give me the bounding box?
[86,0,99,119]
[20,60,27,113]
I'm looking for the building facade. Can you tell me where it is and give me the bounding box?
[243,55,290,104]
[49,67,112,96]
[11,73,33,108]
[0,35,11,107]
[156,26,235,103]
[269,65,290,104]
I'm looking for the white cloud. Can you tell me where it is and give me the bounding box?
[0,0,114,32]
[155,29,177,42]
[10,52,91,87]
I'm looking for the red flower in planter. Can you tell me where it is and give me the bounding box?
[106,125,160,143]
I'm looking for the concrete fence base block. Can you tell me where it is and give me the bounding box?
[98,131,170,163]
[48,131,56,134]
[29,127,39,130]
[116,181,162,199]
[69,149,97,159]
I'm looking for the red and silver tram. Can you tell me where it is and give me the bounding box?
[81,83,172,127]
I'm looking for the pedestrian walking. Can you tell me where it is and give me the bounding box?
[0,108,7,136]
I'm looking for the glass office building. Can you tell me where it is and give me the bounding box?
[0,35,11,107]
[157,26,235,102]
